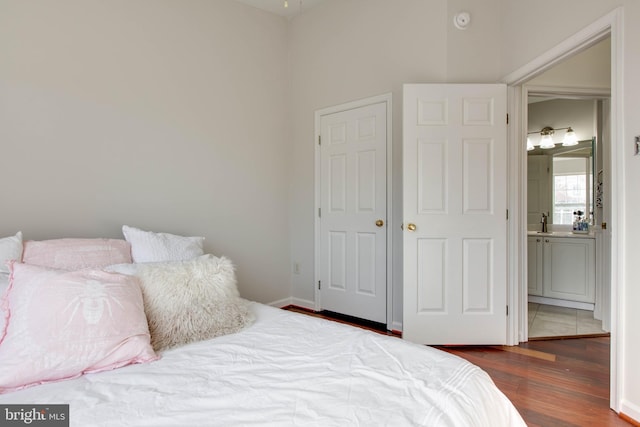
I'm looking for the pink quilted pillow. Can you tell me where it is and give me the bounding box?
[22,238,132,270]
[0,262,158,394]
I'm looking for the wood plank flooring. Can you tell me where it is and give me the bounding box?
[438,338,629,427]
[283,306,633,427]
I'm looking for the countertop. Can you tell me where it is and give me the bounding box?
[527,231,595,239]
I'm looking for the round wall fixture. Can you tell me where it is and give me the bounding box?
[453,11,471,30]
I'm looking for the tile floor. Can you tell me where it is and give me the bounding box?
[528,302,607,338]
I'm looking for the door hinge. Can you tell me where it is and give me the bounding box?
[506,305,509,316]
[318,135,321,145]
[318,280,321,290]
[506,209,509,220]
[506,113,509,125]
[318,208,321,218]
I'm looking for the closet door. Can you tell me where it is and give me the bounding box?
[318,100,388,324]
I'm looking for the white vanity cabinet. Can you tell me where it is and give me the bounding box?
[527,236,544,296]
[527,234,596,304]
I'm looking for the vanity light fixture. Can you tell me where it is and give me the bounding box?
[527,126,578,150]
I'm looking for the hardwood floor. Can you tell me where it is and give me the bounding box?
[283,306,632,427]
[438,338,630,427]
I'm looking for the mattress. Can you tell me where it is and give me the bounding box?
[0,302,526,426]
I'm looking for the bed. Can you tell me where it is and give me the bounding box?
[0,229,526,426]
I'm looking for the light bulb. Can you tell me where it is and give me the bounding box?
[540,134,555,149]
[526,137,534,151]
[562,128,578,146]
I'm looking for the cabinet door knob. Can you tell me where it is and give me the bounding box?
[375,219,384,227]
[407,223,417,231]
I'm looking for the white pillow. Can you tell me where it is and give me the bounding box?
[122,225,204,263]
[0,232,23,276]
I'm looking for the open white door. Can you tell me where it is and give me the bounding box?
[402,84,508,345]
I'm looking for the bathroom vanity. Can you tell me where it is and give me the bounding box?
[527,231,596,309]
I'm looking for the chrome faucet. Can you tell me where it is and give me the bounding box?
[541,213,548,233]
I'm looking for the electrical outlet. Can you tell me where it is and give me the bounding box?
[293,262,300,275]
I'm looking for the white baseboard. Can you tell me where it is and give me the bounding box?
[267,297,293,308]
[290,297,315,310]
[621,399,640,425]
[267,297,316,310]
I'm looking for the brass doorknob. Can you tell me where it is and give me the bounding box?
[407,223,417,231]
[375,219,384,227]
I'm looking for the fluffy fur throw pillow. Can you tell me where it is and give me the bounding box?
[132,255,253,351]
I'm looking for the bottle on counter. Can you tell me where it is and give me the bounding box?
[572,210,590,233]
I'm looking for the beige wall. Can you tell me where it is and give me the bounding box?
[528,99,597,143]
[0,0,291,304]
[499,0,617,76]
[2,0,639,418]
[528,37,611,89]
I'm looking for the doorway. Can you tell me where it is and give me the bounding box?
[505,7,623,411]
[525,92,611,340]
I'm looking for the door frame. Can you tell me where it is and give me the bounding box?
[503,7,623,411]
[313,93,393,329]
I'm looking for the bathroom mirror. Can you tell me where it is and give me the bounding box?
[527,98,597,227]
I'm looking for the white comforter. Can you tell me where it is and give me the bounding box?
[0,303,526,426]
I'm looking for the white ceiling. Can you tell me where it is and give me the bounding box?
[233,0,326,18]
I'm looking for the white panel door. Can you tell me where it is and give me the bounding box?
[403,84,507,345]
[319,102,387,323]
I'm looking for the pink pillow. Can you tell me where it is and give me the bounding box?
[22,238,132,270]
[0,262,158,394]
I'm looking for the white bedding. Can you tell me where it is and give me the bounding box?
[0,303,526,426]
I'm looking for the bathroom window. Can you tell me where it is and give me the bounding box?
[552,157,592,224]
